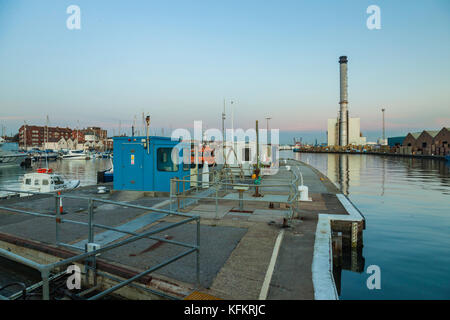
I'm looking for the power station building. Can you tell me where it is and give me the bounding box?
[327,117,366,146]
[327,56,366,146]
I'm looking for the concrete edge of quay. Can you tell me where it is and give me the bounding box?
[297,159,365,300]
[312,194,365,300]
[293,150,447,161]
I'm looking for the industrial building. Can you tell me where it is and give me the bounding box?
[392,127,449,156]
[327,118,366,146]
[327,56,366,146]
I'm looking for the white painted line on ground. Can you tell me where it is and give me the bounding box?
[259,229,285,300]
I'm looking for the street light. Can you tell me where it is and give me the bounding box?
[265,117,271,144]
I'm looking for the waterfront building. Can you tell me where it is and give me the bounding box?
[19,125,72,149]
[18,124,108,151]
[399,128,449,156]
[414,130,440,155]
[433,127,450,156]
[327,117,366,146]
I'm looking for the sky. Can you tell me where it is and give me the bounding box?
[0,0,449,144]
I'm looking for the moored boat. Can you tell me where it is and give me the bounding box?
[0,140,28,168]
[20,168,80,196]
[60,150,90,160]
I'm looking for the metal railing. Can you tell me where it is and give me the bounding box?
[169,158,303,220]
[0,188,200,300]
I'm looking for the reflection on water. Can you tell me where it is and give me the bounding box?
[284,151,450,300]
[0,158,112,196]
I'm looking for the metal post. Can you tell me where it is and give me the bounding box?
[86,199,94,286]
[170,178,173,211]
[239,190,244,211]
[256,120,260,169]
[41,269,50,300]
[88,199,94,243]
[55,194,60,244]
[196,218,200,289]
[215,186,218,219]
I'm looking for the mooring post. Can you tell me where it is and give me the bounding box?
[351,222,358,248]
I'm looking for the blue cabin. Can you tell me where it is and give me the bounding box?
[113,136,191,192]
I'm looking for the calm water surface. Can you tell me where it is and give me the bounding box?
[286,151,450,300]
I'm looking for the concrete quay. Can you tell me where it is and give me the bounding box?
[0,159,365,300]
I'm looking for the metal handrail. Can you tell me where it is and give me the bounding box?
[170,158,303,220]
[0,189,201,300]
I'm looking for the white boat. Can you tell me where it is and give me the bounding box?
[0,140,28,168]
[61,150,89,160]
[20,168,80,195]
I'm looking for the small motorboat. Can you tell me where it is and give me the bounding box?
[0,141,28,168]
[20,168,80,196]
[60,150,90,160]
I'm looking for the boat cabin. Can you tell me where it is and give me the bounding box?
[21,168,80,194]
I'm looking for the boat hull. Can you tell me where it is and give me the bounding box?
[0,154,27,168]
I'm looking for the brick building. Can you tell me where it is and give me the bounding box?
[415,130,439,155]
[19,125,109,150]
[433,127,450,156]
[19,125,73,149]
[400,128,449,156]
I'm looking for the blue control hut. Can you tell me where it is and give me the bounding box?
[113,136,191,192]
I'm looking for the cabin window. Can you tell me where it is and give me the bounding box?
[157,148,179,172]
[34,180,40,185]
[422,142,427,148]
[25,178,31,185]
[42,180,49,186]
[243,147,251,162]
[53,177,63,185]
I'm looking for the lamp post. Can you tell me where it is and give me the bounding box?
[265,117,271,144]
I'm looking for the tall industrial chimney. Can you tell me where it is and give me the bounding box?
[339,56,349,146]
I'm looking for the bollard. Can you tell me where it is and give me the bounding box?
[57,191,66,215]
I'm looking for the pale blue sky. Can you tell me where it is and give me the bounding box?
[0,0,449,143]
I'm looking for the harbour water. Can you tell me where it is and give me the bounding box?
[0,143,112,197]
[283,151,450,300]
